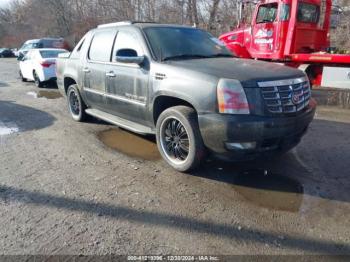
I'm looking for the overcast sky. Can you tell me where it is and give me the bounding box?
[0,0,14,8]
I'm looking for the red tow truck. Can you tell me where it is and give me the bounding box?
[219,0,350,88]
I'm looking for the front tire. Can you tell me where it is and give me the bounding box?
[67,84,87,122]
[33,71,43,88]
[156,106,206,172]
[19,70,27,82]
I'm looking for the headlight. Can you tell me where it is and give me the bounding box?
[217,79,250,114]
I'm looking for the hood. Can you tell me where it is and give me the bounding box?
[166,58,305,87]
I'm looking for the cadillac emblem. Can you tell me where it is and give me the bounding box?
[291,84,304,105]
[292,93,300,104]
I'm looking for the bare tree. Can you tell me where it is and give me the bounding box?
[1,0,349,50]
[207,0,220,30]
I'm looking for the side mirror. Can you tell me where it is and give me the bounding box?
[116,48,144,65]
[331,11,341,29]
[17,54,24,61]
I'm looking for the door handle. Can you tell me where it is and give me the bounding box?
[106,72,116,78]
[83,68,90,73]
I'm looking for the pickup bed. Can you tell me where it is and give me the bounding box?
[56,21,316,172]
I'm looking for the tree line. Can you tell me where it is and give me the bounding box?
[0,0,242,48]
[0,0,349,50]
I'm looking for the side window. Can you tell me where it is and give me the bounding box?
[112,30,143,62]
[70,37,86,59]
[297,3,320,23]
[88,30,116,62]
[256,3,278,23]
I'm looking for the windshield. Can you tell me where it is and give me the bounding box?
[298,2,320,23]
[143,27,234,61]
[256,3,278,23]
[20,42,43,50]
[39,50,66,58]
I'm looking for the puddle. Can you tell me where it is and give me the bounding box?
[98,129,161,161]
[0,121,19,136]
[27,91,62,99]
[233,169,303,212]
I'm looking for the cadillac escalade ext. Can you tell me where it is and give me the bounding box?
[56,21,316,172]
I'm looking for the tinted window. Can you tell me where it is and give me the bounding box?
[89,30,116,62]
[143,27,233,61]
[298,3,319,23]
[39,50,66,58]
[42,39,65,48]
[256,3,278,23]
[112,30,143,62]
[32,42,43,48]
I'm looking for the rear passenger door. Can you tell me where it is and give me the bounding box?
[105,29,149,125]
[83,29,117,111]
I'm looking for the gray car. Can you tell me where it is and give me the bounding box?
[56,21,316,172]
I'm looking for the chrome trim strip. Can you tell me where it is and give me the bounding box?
[105,93,146,107]
[84,88,146,107]
[84,88,104,96]
[87,59,141,68]
[258,77,307,87]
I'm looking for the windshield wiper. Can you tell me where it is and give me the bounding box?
[162,54,211,61]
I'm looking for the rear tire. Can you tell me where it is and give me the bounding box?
[33,71,43,88]
[67,84,87,122]
[156,106,206,172]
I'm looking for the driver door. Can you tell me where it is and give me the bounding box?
[104,29,149,125]
[20,50,34,80]
[250,3,279,57]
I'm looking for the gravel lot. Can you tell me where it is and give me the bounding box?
[0,58,349,256]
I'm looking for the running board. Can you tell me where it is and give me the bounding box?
[85,108,154,135]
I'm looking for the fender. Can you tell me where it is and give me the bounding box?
[226,42,252,59]
[151,90,201,114]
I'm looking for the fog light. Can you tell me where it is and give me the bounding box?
[226,142,257,150]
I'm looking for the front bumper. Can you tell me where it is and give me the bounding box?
[198,99,316,161]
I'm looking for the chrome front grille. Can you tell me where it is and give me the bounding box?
[258,77,311,114]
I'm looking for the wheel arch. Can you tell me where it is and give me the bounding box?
[64,77,77,94]
[152,95,197,125]
[298,64,323,87]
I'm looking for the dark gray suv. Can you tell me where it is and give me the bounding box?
[56,21,316,172]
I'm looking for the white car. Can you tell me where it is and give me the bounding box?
[19,48,68,87]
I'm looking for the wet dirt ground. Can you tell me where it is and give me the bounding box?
[0,58,349,255]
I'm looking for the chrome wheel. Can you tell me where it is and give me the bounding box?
[69,90,80,116]
[160,117,190,164]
